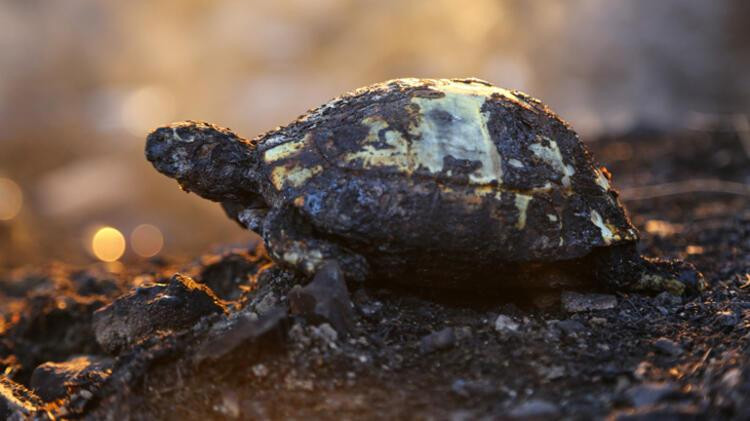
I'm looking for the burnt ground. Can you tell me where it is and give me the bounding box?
[1,128,749,420]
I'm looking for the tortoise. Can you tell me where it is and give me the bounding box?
[145,78,704,294]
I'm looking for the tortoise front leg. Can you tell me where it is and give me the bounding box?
[261,205,370,282]
[222,201,269,234]
[592,244,707,295]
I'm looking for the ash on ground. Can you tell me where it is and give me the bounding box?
[1,129,749,420]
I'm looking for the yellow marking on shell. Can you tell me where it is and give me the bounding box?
[508,159,524,168]
[270,164,323,190]
[395,78,524,104]
[438,184,456,194]
[594,169,611,191]
[436,79,522,103]
[529,136,576,188]
[270,167,285,190]
[590,210,615,244]
[606,222,623,242]
[535,182,553,192]
[341,80,517,187]
[514,194,533,229]
[263,134,309,163]
[474,185,495,195]
[342,117,411,169]
[411,91,503,185]
[482,182,552,196]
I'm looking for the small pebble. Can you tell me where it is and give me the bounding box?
[311,323,339,347]
[508,399,560,419]
[254,292,278,315]
[653,337,683,356]
[589,317,608,326]
[720,368,741,388]
[420,327,455,354]
[555,319,585,335]
[624,382,677,407]
[450,379,494,398]
[541,365,565,381]
[288,261,355,335]
[251,364,269,378]
[359,301,383,319]
[716,310,739,327]
[494,315,520,333]
[654,291,682,307]
[561,291,617,312]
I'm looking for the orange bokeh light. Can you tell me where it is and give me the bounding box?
[130,224,164,258]
[0,177,23,221]
[91,227,126,262]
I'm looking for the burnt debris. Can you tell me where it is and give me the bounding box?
[93,274,226,354]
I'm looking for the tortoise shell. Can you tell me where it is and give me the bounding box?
[255,78,638,272]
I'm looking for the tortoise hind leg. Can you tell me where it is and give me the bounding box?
[593,244,707,295]
[262,205,370,282]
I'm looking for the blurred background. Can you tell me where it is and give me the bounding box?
[1,0,748,272]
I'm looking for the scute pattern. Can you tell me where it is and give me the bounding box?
[257,78,638,270]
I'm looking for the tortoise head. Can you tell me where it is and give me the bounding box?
[146,121,262,203]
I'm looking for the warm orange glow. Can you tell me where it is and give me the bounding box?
[92,227,126,262]
[130,224,164,258]
[0,177,23,221]
[644,219,680,237]
[686,245,704,255]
